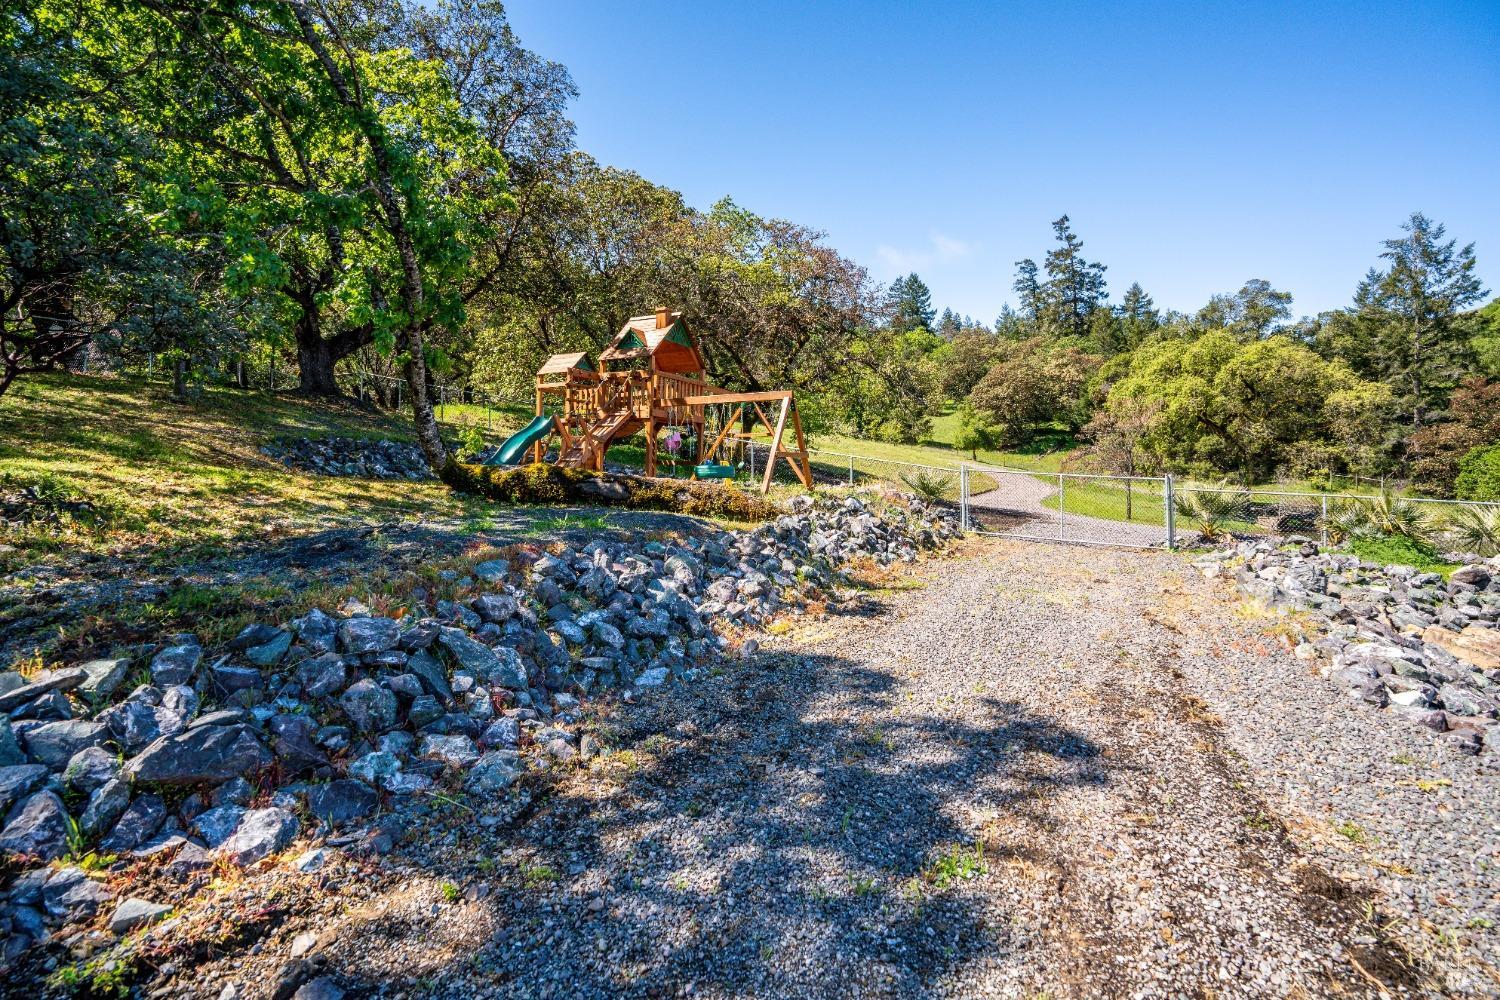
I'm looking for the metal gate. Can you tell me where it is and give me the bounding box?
[960,463,1174,549]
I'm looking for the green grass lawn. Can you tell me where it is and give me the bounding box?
[0,371,504,571]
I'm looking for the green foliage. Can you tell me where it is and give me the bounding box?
[898,469,956,502]
[1456,443,1500,502]
[1325,492,1432,549]
[1172,484,1250,541]
[456,426,487,462]
[951,403,1000,459]
[968,337,1096,445]
[1445,505,1500,557]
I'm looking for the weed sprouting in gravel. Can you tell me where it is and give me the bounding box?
[440,881,461,902]
[925,843,987,889]
[1333,820,1371,844]
[518,862,560,888]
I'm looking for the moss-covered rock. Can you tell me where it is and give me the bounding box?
[440,461,780,522]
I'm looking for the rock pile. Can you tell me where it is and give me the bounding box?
[1199,539,1499,754]
[0,493,958,965]
[261,437,434,480]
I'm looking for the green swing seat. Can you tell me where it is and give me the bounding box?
[694,462,738,480]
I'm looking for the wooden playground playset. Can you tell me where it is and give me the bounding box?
[487,308,814,494]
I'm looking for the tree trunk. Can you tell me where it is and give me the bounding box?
[172,356,188,399]
[294,304,342,396]
[235,359,248,389]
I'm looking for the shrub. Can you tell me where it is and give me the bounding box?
[1172,483,1250,541]
[1445,505,1500,557]
[456,426,486,462]
[898,469,956,503]
[1456,443,1500,502]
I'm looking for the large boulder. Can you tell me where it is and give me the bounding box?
[124,724,273,785]
[1422,624,1500,671]
[437,628,525,688]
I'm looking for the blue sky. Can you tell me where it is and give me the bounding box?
[507,1,1500,322]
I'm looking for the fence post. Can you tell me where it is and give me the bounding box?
[960,464,970,532]
[1057,473,1065,515]
[1164,474,1176,550]
[1320,495,1329,547]
[848,453,854,486]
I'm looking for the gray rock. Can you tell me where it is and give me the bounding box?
[42,866,115,920]
[339,679,398,732]
[218,807,298,866]
[80,778,131,838]
[0,667,87,713]
[244,631,293,667]
[270,715,328,773]
[99,700,184,754]
[191,804,246,847]
[1437,683,1498,717]
[294,609,339,654]
[466,751,522,793]
[0,718,21,767]
[229,623,283,651]
[437,628,525,689]
[212,662,265,696]
[304,780,377,826]
[338,617,400,655]
[420,734,480,769]
[635,667,669,688]
[347,751,402,787]
[99,794,166,853]
[151,644,202,686]
[405,651,452,701]
[108,897,172,935]
[0,764,48,815]
[473,559,510,582]
[407,695,443,729]
[479,717,520,749]
[22,719,106,770]
[473,594,518,623]
[125,725,273,785]
[78,658,131,702]
[0,791,69,859]
[293,977,344,1000]
[296,653,348,699]
[62,746,119,794]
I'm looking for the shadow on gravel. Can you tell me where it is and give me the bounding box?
[379,642,1108,998]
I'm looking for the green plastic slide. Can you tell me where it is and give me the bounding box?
[484,414,555,466]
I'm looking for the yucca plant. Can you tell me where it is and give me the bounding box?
[1173,482,1250,542]
[1323,499,1370,545]
[1445,504,1500,557]
[899,469,957,503]
[1356,491,1431,539]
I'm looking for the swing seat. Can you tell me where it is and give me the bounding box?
[694,462,737,480]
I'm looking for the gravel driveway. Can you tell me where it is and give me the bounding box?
[194,538,1495,999]
[967,471,1168,547]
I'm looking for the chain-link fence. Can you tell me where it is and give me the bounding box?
[960,464,1171,548]
[1167,486,1500,552]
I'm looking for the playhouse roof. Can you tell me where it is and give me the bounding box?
[599,309,703,372]
[537,351,594,376]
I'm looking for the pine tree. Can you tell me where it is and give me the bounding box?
[1012,259,1043,319]
[1329,213,1486,429]
[887,272,935,332]
[936,307,961,338]
[1041,215,1108,338]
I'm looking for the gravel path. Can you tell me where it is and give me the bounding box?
[186,538,1495,999]
[967,472,1168,547]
